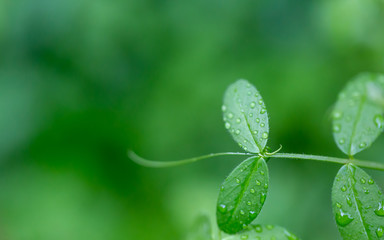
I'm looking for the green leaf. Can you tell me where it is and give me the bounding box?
[216,157,269,234]
[332,164,384,240]
[222,79,269,153]
[187,215,213,240]
[332,73,384,156]
[223,224,299,240]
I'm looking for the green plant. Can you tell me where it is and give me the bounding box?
[129,73,384,240]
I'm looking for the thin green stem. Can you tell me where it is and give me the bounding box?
[128,150,253,168]
[270,153,384,171]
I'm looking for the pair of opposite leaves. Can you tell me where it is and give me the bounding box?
[217,73,384,239]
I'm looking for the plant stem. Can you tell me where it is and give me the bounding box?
[270,153,384,171]
[128,150,253,168]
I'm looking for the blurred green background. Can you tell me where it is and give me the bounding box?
[1,0,384,239]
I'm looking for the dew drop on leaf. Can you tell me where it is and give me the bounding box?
[222,105,227,112]
[228,113,234,119]
[333,111,343,119]
[255,118,260,123]
[260,193,266,204]
[359,142,367,148]
[339,138,345,144]
[374,114,384,129]
[368,179,374,185]
[335,209,354,227]
[250,188,255,193]
[255,180,261,186]
[240,210,245,215]
[260,123,265,127]
[341,186,347,192]
[374,200,384,216]
[262,132,268,139]
[236,118,241,123]
[333,124,341,132]
[376,227,384,237]
[250,102,256,108]
[218,204,227,213]
[235,129,241,135]
[225,122,231,129]
[255,225,262,233]
[360,178,366,184]
[235,178,241,184]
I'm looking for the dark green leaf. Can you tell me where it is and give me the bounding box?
[332,164,384,240]
[216,157,269,234]
[223,224,299,240]
[332,73,384,156]
[187,214,213,240]
[222,79,269,153]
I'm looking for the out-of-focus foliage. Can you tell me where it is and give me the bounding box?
[0,0,383,239]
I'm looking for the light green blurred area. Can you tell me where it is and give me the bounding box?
[0,0,384,239]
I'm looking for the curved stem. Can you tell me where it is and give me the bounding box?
[128,150,253,168]
[270,153,384,171]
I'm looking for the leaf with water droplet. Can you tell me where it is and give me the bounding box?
[186,214,213,240]
[332,73,384,156]
[216,157,269,234]
[222,224,299,240]
[332,164,384,240]
[222,79,269,153]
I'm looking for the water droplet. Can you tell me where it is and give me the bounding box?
[250,189,255,193]
[243,146,248,151]
[368,179,374,185]
[374,114,384,129]
[264,183,268,189]
[360,178,366,184]
[260,193,266,204]
[247,91,252,96]
[236,118,241,123]
[247,201,252,206]
[256,180,261,186]
[262,132,268,139]
[260,123,265,127]
[333,124,341,132]
[346,196,352,206]
[339,138,345,144]
[333,111,343,119]
[250,102,256,108]
[359,142,367,148]
[256,118,260,123]
[363,188,369,194]
[222,105,227,112]
[258,100,263,105]
[240,210,245,215]
[241,235,248,240]
[235,129,241,135]
[376,227,384,237]
[252,130,258,135]
[336,202,342,208]
[255,225,262,233]
[218,204,227,213]
[260,109,266,114]
[225,122,231,129]
[228,113,234,119]
[266,225,274,230]
[284,231,299,240]
[235,178,241,184]
[221,186,225,191]
[336,177,340,181]
[335,209,354,227]
[260,171,265,175]
[249,113,253,117]
[249,211,256,218]
[374,200,384,216]
[341,186,347,192]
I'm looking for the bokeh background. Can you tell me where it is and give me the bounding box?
[1,0,384,239]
